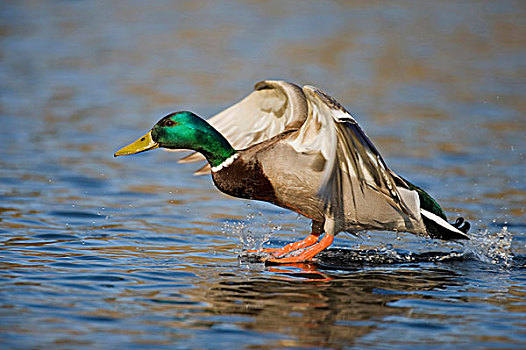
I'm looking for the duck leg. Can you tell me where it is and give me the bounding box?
[264,233,334,264]
[247,220,324,258]
[248,233,321,257]
[263,220,334,263]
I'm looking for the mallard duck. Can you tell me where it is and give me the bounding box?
[115,80,470,263]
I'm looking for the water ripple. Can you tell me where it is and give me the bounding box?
[0,1,525,349]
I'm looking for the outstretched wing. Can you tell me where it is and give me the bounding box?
[289,85,422,232]
[180,80,308,174]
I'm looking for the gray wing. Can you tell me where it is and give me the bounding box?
[179,80,308,175]
[289,85,424,234]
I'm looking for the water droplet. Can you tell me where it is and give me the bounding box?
[464,226,513,266]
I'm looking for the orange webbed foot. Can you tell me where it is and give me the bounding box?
[263,234,334,264]
[246,233,321,258]
[246,248,281,254]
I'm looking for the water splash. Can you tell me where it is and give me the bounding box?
[222,210,281,251]
[227,209,515,268]
[463,226,514,266]
[317,228,514,267]
[313,249,464,268]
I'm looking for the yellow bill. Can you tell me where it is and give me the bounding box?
[114,130,159,157]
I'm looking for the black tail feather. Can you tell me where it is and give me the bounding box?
[421,210,470,240]
[452,217,471,234]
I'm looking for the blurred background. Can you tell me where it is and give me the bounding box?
[1,1,525,349]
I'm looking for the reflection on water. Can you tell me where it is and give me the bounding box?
[204,267,463,348]
[1,0,525,349]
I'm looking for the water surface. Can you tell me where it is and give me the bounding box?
[1,1,525,349]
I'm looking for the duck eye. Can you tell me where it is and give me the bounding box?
[164,120,175,127]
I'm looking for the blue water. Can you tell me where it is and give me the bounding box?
[1,1,525,349]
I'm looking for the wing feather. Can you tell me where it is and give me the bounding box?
[290,85,417,230]
[181,80,308,174]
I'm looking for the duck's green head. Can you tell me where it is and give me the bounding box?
[114,111,235,167]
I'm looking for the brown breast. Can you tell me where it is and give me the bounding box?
[211,156,278,204]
